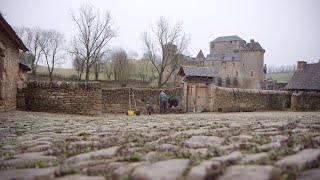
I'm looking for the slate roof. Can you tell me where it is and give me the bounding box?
[211,35,245,43]
[178,66,215,77]
[284,62,320,90]
[242,41,265,52]
[19,63,31,71]
[196,50,205,59]
[206,53,241,61]
[0,14,28,51]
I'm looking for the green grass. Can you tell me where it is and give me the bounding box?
[266,72,293,83]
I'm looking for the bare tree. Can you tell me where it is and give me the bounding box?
[72,56,85,80]
[15,26,45,75]
[110,48,132,86]
[70,4,116,81]
[142,17,190,87]
[39,30,65,81]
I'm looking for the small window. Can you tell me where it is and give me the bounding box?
[230,41,232,43]
[243,63,245,66]
[236,71,238,76]
[233,77,238,87]
[233,62,235,66]
[212,62,214,66]
[251,70,254,76]
[217,77,222,86]
[226,77,231,87]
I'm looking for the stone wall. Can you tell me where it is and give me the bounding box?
[291,91,320,111]
[18,81,102,115]
[210,85,291,112]
[102,87,183,114]
[0,33,20,111]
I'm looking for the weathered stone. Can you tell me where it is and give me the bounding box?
[67,146,119,163]
[131,159,189,180]
[68,141,100,149]
[26,144,51,152]
[113,162,148,178]
[229,135,253,143]
[157,144,179,151]
[143,151,158,161]
[2,154,57,168]
[291,128,309,133]
[184,136,224,148]
[241,153,268,163]
[186,160,221,180]
[55,174,105,180]
[269,135,288,143]
[276,149,320,168]
[298,168,320,180]
[211,151,242,164]
[217,165,280,180]
[257,142,281,152]
[0,167,56,180]
[183,148,208,156]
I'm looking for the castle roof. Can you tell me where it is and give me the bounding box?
[196,50,205,59]
[206,53,241,61]
[211,35,245,43]
[284,62,320,91]
[242,39,265,52]
[178,66,215,78]
[0,13,28,51]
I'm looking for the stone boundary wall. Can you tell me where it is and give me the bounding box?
[210,85,292,112]
[291,92,320,111]
[18,81,102,115]
[102,87,183,114]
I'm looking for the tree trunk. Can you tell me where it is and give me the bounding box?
[85,68,90,81]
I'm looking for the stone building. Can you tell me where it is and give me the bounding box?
[0,14,28,111]
[177,66,215,112]
[285,60,320,111]
[171,35,267,89]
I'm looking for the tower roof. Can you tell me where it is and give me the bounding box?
[211,35,245,43]
[196,50,205,59]
[242,39,265,52]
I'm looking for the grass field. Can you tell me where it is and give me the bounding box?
[266,72,293,83]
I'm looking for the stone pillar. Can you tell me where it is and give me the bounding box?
[182,82,188,112]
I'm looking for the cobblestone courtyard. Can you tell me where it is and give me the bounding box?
[0,110,319,180]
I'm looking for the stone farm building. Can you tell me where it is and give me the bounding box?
[169,35,267,89]
[0,14,28,111]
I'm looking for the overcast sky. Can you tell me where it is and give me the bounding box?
[1,0,320,68]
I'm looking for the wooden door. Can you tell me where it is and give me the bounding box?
[187,85,195,112]
[195,86,208,112]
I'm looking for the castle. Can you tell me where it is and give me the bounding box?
[171,35,267,89]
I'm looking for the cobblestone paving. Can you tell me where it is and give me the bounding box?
[0,110,320,180]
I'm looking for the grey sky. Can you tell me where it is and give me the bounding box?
[1,0,320,68]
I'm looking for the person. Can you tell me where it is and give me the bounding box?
[159,90,168,114]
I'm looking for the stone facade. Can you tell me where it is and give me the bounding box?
[18,81,102,115]
[171,36,266,89]
[0,33,20,111]
[0,14,28,112]
[102,87,183,114]
[291,91,320,111]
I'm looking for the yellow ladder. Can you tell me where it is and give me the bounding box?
[128,91,137,111]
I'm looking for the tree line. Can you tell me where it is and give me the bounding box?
[15,3,190,87]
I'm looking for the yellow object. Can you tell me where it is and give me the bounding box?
[128,110,135,116]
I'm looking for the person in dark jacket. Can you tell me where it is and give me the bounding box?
[159,90,168,114]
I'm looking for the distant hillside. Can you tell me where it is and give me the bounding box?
[266,72,293,83]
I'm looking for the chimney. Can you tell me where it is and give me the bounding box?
[250,39,254,43]
[297,61,307,70]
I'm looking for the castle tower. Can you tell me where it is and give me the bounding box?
[240,39,265,89]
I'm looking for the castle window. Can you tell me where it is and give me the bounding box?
[217,77,222,86]
[236,71,238,76]
[251,70,254,76]
[230,41,232,43]
[233,77,238,87]
[212,62,214,66]
[226,77,231,87]
[243,63,245,66]
[233,62,235,66]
